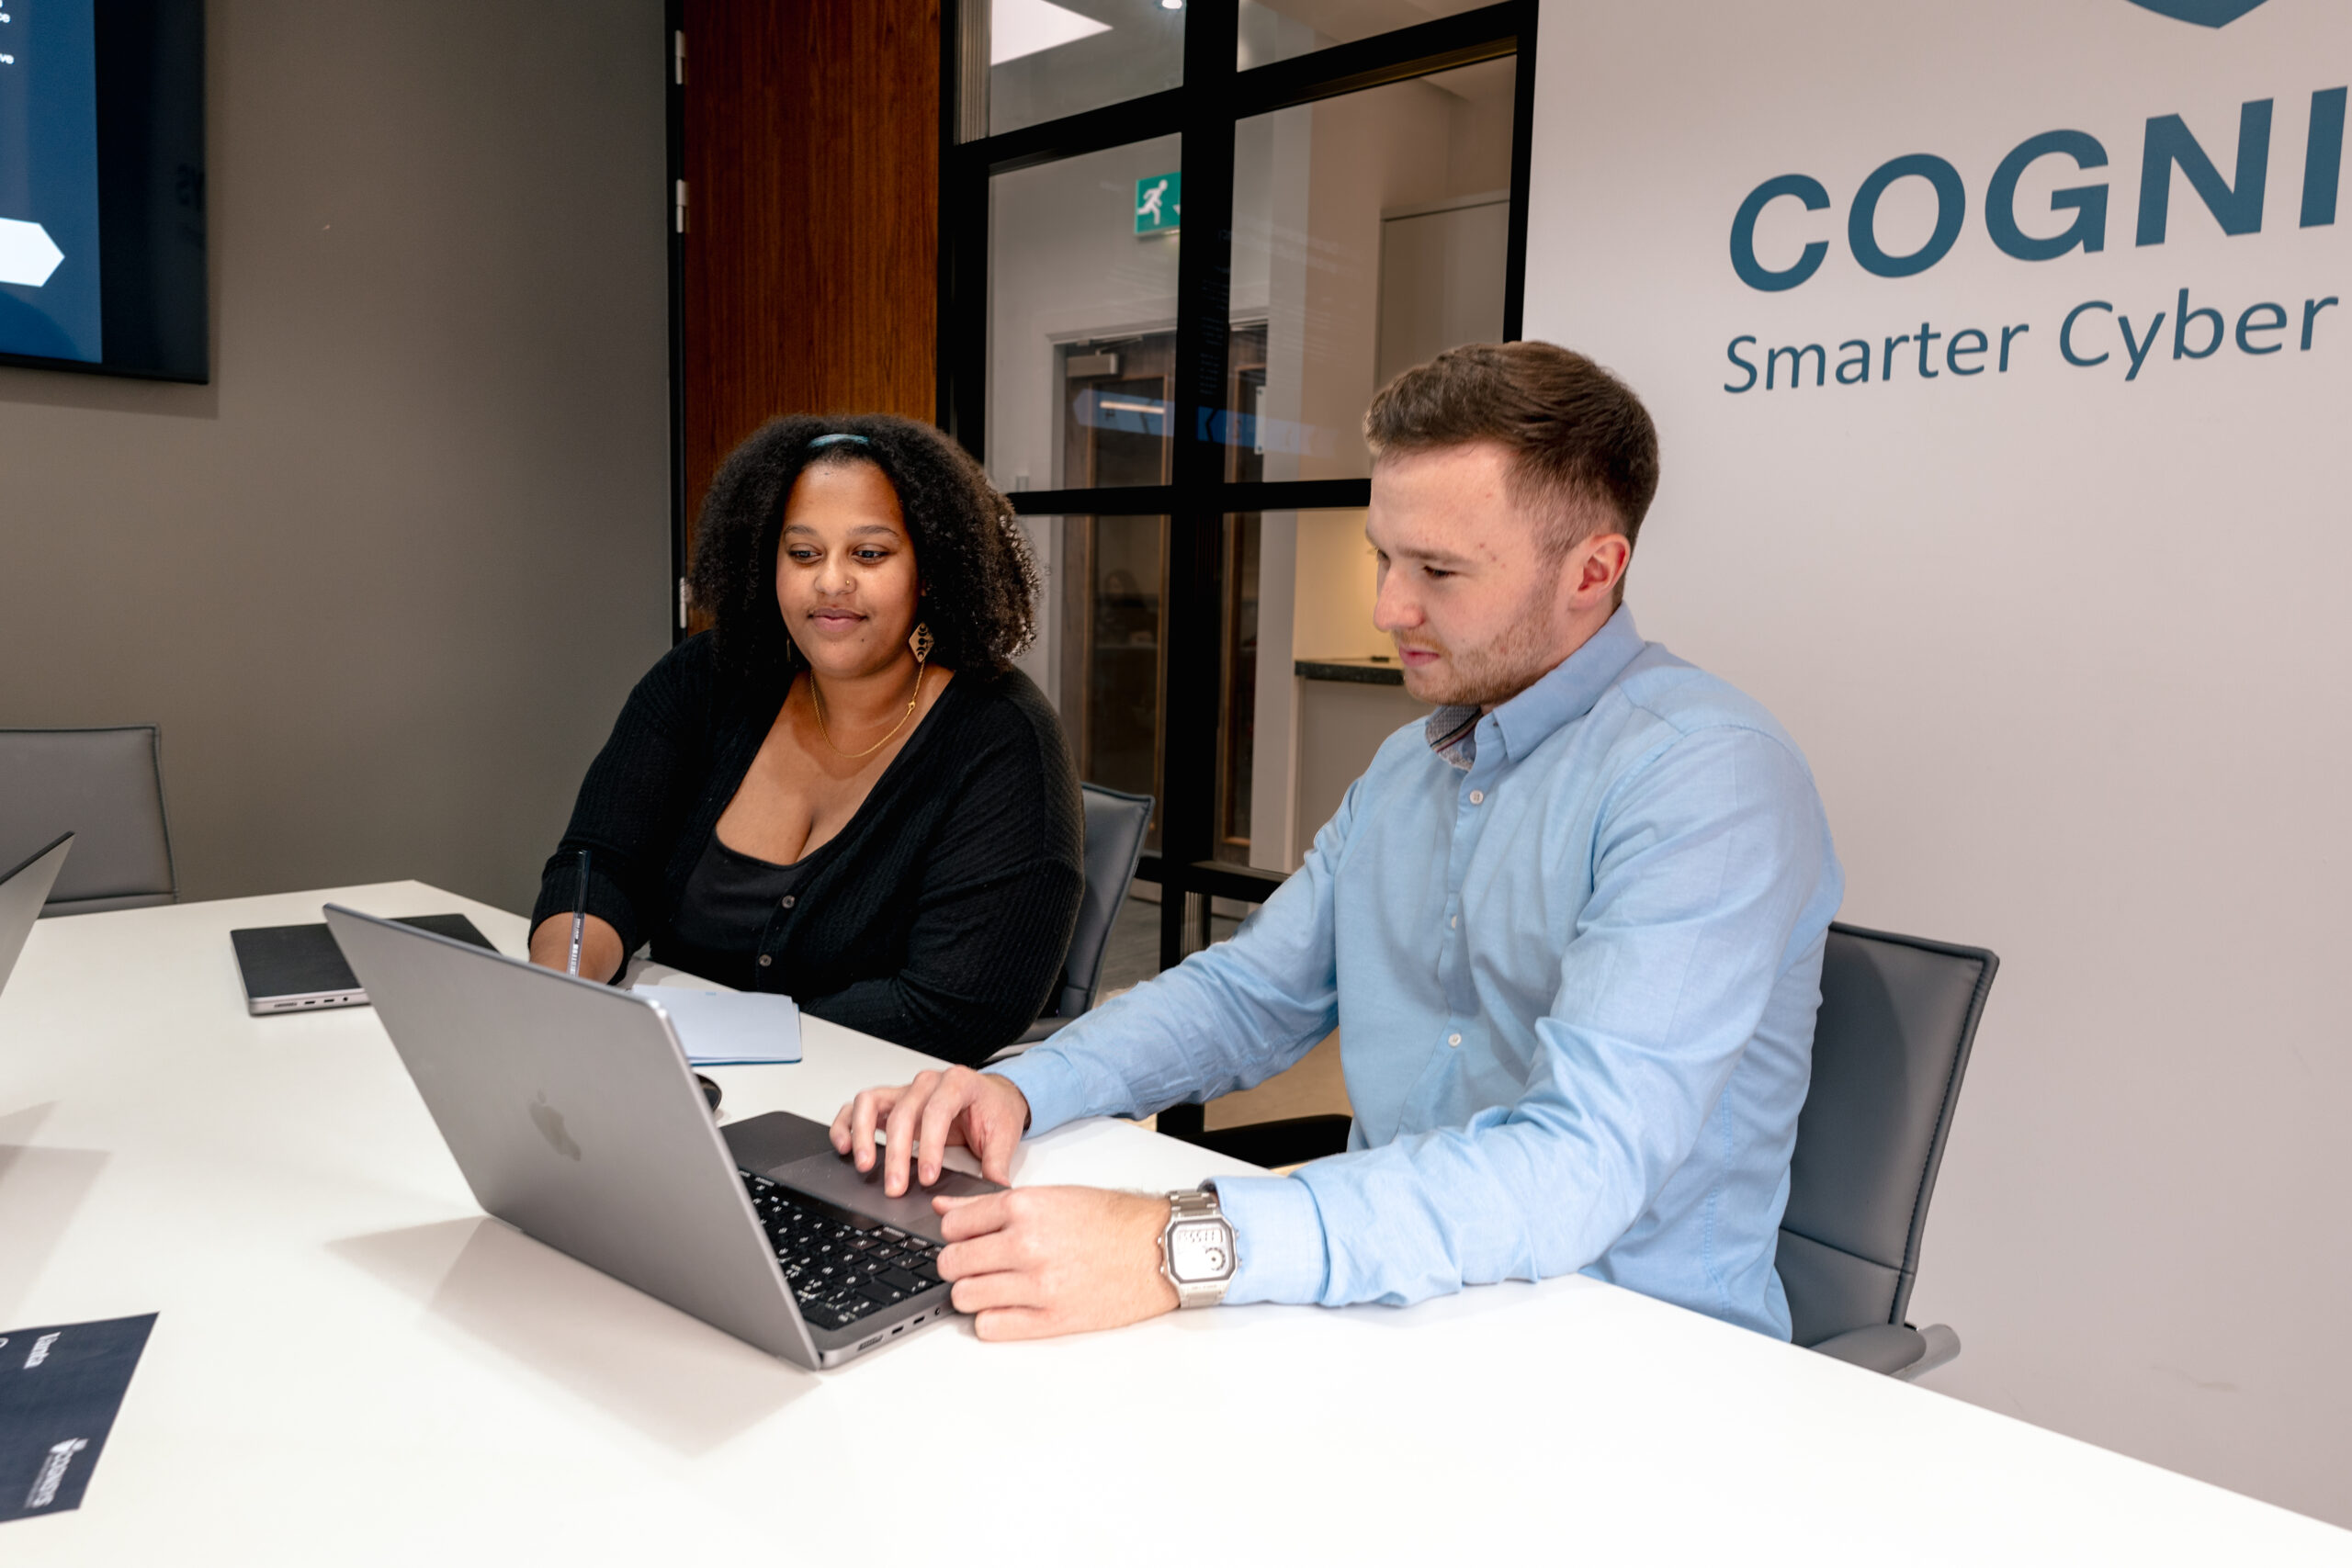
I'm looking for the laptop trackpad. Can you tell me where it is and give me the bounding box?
[772,1148,1001,1245]
[720,1109,841,1171]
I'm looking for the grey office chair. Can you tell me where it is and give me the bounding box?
[0,726,179,916]
[1782,921,1997,1380]
[997,784,1153,1055]
[1165,919,1997,1380]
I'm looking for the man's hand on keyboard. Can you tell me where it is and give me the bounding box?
[933,1187,1178,1340]
[831,1066,1031,1197]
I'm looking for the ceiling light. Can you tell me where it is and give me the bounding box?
[991,0,1112,66]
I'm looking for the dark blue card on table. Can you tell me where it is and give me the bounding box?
[0,1314,156,1523]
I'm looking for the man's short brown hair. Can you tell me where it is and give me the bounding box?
[1363,342,1660,594]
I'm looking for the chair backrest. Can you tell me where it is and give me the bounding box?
[1776,921,1996,1348]
[0,727,178,916]
[1044,784,1153,1020]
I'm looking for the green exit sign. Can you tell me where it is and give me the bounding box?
[1135,172,1181,235]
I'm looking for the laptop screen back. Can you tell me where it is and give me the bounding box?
[0,834,73,998]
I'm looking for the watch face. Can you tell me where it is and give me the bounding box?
[1168,1220,1234,1282]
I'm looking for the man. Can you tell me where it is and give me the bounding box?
[831,342,1843,1343]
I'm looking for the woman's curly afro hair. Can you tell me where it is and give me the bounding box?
[688,413,1041,675]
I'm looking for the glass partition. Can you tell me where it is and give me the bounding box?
[948,0,1532,966]
[1229,61,1517,480]
[1238,0,1497,69]
[1019,513,1172,851]
[1214,509,1434,874]
[988,135,1183,496]
[966,0,1185,140]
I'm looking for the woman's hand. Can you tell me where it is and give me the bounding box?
[526,912,626,983]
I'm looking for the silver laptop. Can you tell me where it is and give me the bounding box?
[323,904,991,1370]
[0,833,73,998]
[229,912,497,1014]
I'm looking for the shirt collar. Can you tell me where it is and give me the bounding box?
[1425,704,1480,771]
[1423,604,1645,770]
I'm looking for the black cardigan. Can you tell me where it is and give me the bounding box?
[533,635,1084,1066]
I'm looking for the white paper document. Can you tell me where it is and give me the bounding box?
[633,985,802,1066]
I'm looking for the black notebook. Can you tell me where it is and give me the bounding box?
[0,1312,156,1524]
[230,913,496,1015]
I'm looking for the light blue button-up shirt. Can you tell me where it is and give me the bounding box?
[993,607,1842,1337]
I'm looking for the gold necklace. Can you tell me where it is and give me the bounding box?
[809,660,926,761]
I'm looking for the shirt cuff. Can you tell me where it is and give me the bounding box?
[985,1052,1091,1140]
[1205,1176,1329,1305]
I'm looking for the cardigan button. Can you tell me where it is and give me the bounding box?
[758,954,773,967]
[781,895,797,908]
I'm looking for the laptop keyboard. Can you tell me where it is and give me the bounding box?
[741,1171,945,1332]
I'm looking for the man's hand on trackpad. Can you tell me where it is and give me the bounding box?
[831,1066,1031,1196]
[834,1072,1181,1339]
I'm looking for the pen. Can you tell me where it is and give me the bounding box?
[567,849,589,976]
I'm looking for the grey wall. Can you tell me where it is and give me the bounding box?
[0,0,672,917]
[1528,0,2352,1528]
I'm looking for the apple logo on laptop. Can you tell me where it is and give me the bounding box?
[530,1092,582,1161]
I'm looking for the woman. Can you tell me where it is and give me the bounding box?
[527,414,1083,1066]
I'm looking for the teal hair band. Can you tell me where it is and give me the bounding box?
[808,433,870,449]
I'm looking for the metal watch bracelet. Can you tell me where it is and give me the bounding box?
[1159,1185,1238,1310]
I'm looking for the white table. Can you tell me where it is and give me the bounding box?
[0,883,2344,1565]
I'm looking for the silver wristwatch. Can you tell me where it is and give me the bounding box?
[1159,1185,1238,1309]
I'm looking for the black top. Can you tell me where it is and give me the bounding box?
[533,635,1084,1066]
[668,835,810,989]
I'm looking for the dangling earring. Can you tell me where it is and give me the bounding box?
[811,620,933,761]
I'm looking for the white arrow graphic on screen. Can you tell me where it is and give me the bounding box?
[0,219,67,287]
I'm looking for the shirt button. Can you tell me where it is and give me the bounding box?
[1450,915,1458,929]
[1447,1032,1462,1047]
[781,895,797,908]
[1468,790,1485,805]
[758,954,774,967]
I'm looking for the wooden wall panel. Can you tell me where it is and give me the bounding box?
[682,0,939,551]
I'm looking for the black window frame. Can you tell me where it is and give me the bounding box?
[938,0,1539,971]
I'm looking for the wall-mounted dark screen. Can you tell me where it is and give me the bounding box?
[0,0,205,382]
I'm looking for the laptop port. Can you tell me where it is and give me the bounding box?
[859,1334,882,1351]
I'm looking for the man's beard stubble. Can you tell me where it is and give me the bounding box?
[1396,562,1570,710]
